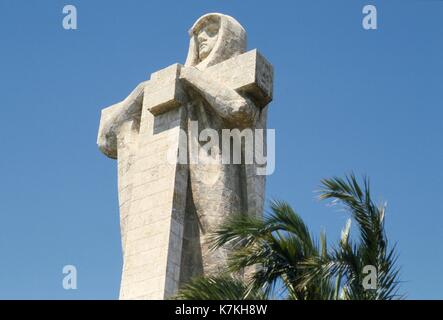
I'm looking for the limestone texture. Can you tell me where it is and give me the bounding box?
[97,13,274,300]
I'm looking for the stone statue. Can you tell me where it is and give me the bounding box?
[97,13,273,300]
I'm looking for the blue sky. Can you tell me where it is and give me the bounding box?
[0,0,442,299]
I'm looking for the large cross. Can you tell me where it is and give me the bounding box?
[98,49,273,300]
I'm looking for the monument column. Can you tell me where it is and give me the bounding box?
[97,13,273,300]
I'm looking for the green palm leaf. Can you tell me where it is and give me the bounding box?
[173,275,265,300]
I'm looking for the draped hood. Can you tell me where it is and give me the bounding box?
[185,13,247,70]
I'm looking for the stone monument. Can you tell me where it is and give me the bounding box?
[97,13,273,300]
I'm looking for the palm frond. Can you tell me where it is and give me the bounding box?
[319,174,402,299]
[174,275,265,300]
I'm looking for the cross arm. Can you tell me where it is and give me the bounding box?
[146,50,274,122]
[179,67,257,127]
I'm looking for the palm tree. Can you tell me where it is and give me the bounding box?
[175,174,401,300]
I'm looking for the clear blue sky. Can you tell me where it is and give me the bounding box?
[0,0,441,299]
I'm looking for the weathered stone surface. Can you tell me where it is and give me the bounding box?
[204,49,273,108]
[97,13,274,300]
[145,64,186,116]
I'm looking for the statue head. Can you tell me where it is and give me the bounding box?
[185,13,247,70]
[197,18,220,61]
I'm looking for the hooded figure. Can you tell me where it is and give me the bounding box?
[177,13,268,284]
[98,13,269,294]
